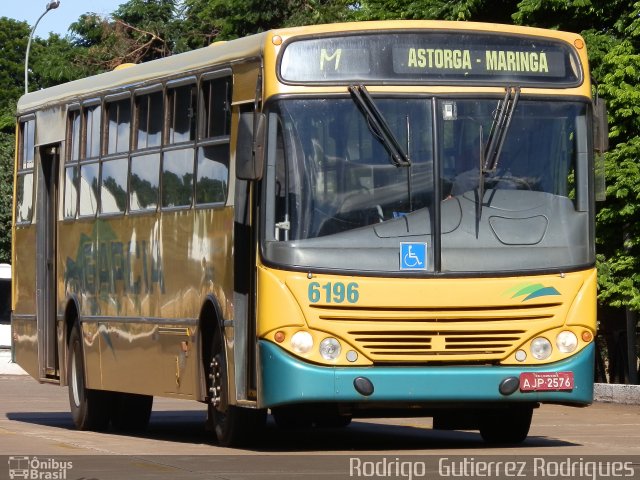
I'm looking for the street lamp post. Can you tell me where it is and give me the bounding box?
[24,0,60,95]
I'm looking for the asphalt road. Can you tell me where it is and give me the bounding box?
[1,375,639,479]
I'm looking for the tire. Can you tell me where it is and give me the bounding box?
[111,392,153,432]
[206,320,266,447]
[67,322,112,431]
[479,405,533,444]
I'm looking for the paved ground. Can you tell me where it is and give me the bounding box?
[1,372,639,479]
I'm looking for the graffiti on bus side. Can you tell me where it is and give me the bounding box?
[64,220,166,304]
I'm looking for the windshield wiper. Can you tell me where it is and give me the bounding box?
[475,86,520,232]
[482,86,520,174]
[349,84,411,167]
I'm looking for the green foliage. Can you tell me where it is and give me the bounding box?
[356,0,519,23]
[596,138,640,311]
[0,133,13,264]
[68,1,183,69]
[0,18,30,132]
[181,0,294,45]
[31,34,97,88]
[599,40,640,142]
[591,5,640,312]
[182,0,356,47]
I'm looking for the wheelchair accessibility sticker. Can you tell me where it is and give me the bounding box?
[400,242,428,270]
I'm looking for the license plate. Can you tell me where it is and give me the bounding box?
[519,371,574,392]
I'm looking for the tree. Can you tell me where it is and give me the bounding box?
[181,0,356,48]
[0,133,13,264]
[0,18,30,132]
[67,0,182,70]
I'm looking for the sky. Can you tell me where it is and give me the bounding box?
[0,0,126,37]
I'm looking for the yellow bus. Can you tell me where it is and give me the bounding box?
[13,20,607,446]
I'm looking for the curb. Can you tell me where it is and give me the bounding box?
[594,383,640,405]
[0,349,26,375]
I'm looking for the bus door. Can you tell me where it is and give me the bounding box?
[35,144,59,380]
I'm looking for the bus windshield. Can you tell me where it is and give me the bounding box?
[262,96,593,274]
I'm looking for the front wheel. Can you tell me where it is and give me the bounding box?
[206,323,266,447]
[67,322,112,431]
[479,405,533,444]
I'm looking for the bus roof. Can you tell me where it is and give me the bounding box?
[17,20,585,115]
[17,31,269,115]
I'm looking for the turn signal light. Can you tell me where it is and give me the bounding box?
[581,331,593,342]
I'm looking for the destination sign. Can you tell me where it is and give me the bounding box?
[279,32,581,86]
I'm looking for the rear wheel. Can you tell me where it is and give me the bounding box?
[479,405,533,444]
[67,322,112,431]
[206,320,266,447]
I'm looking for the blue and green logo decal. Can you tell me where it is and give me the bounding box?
[505,283,561,302]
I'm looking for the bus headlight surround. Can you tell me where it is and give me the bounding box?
[556,331,578,353]
[319,337,341,360]
[291,331,314,354]
[530,337,552,360]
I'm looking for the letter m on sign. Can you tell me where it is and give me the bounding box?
[320,49,342,71]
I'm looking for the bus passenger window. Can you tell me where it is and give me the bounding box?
[16,173,34,224]
[200,77,231,139]
[162,148,194,208]
[64,111,80,219]
[68,110,81,162]
[21,119,35,169]
[16,119,35,224]
[106,98,131,154]
[196,75,231,206]
[168,84,197,144]
[84,105,101,159]
[63,166,78,219]
[196,145,229,205]
[79,163,99,216]
[136,91,163,149]
[130,153,160,212]
[100,158,128,214]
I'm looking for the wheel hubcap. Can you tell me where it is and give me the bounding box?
[208,357,222,408]
[71,348,81,407]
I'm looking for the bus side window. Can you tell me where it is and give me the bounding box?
[163,81,197,209]
[16,119,35,224]
[85,104,102,159]
[167,83,197,144]
[135,90,163,149]
[130,153,160,212]
[131,89,163,213]
[100,158,128,214]
[106,97,132,155]
[196,76,231,206]
[64,110,80,219]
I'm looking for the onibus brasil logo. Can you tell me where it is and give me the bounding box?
[8,457,73,480]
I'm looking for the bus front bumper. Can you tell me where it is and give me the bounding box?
[259,341,594,408]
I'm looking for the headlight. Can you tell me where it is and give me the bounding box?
[531,337,552,360]
[556,331,578,353]
[290,331,314,354]
[319,337,341,360]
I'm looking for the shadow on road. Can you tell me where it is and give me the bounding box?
[5,411,580,452]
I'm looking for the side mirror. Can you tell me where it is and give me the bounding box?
[593,98,609,154]
[593,98,608,202]
[236,112,266,180]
